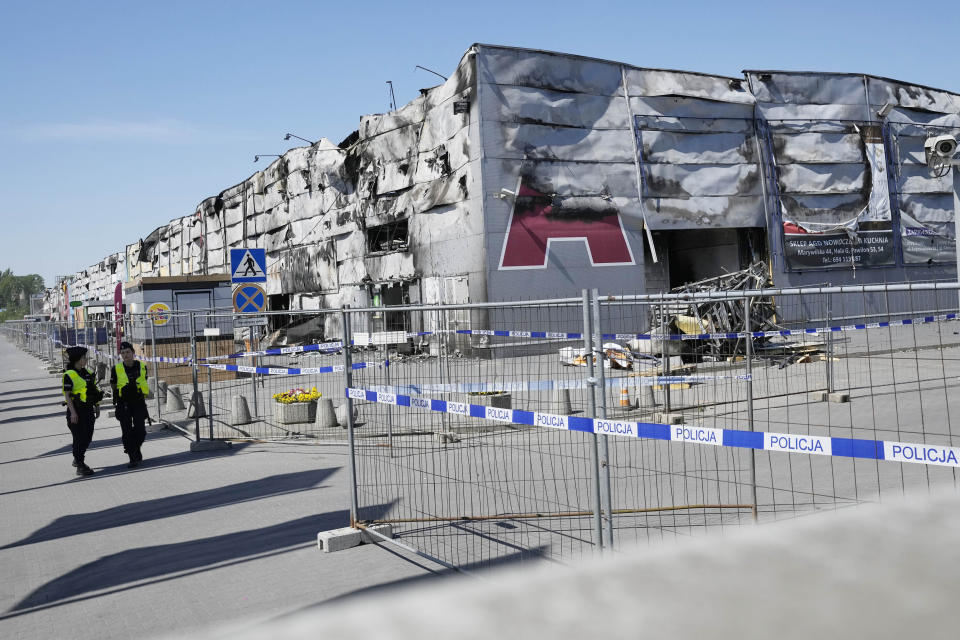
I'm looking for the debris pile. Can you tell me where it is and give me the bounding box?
[650,262,780,360]
[560,343,634,369]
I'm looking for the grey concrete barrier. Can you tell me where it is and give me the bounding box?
[335,403,358,428]
[641,384,657,408]
[315,398,337,429]
[230,395,252,426]
[166,386,185,411]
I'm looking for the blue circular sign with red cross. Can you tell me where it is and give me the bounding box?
[233,284,266,313]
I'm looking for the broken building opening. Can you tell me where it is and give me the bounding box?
[664,228,766,289]
[366,219,409,254]
[369,280,415,334]
[268,293,290,333]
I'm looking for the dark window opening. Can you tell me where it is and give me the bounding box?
[665,228,766,289]
[268,294,290,333]
[366,219,409,254]
[370,281,413,333]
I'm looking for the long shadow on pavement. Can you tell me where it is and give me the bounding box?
[0,410,67,424]
[35,429,183,459]
[0,429,182,466]
[0,393,64,405]
[0,380,62,390]
[7,502,395,614]
[0,400,66,413]
[277,544,549,616]
[0,441,252,497]
[2,468,339,549]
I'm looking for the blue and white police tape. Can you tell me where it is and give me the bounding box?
[203,340,343,361]
[345,387,960,468]
[406,312,958,344]
[54,340,194,364]
[363,373,750,396]
[201,360,384,376]
[453,329,584,340]
[602,312,959,341]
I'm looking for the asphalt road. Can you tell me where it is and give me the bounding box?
[0,337,440,640]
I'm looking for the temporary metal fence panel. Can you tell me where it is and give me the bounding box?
[4,282,960,572]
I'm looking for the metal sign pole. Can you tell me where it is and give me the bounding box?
[150,316,162,424]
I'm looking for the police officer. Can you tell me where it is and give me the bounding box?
[110,341,150,468]
[63,346,103,476]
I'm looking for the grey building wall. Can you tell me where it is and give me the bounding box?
[476,46,647,302]
[746,71,960,289]
[49,45,960,327]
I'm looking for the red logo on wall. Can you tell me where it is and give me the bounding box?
[498,178,634,269]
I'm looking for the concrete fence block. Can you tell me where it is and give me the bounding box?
[653,412,684,425]
[317,527,362,553]
[359,524,394,544]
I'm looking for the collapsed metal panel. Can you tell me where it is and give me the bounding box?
[748,71,959,273]
[748,73,896,271]
[633,96,765,230]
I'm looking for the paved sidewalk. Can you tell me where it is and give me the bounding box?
[0,338,437,640]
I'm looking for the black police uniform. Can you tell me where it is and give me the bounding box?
[110,362,148,465]
[62,367,101,472]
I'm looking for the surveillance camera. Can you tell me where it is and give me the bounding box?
[924,134,958,167]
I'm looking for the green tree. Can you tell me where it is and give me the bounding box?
[0,269,46,321]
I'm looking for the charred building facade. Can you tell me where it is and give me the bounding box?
[50,44,960,326]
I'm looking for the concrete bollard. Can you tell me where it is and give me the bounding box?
[146,376,157,400]
[230,395,252,425]
[316,398,338,429]
[335,403,358,428]
[640,383,657,408]
[166,386,186,411]
[157,380,168,403]
[555,388,573,414]
[187,391,206,419]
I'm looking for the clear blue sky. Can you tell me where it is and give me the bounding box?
[2,0,957,287]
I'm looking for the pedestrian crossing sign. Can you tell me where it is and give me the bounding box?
[230,248,267,283]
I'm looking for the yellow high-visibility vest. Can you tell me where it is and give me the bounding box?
[115,361,149,397]
[65,368,99,403]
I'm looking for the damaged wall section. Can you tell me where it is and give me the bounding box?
[746,70,959,287]
[477,45,646,304]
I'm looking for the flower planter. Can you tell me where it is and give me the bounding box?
[274,400,317,425]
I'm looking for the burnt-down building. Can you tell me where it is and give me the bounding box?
[50,44,960,333]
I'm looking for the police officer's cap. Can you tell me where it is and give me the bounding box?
[66,346,88,364]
